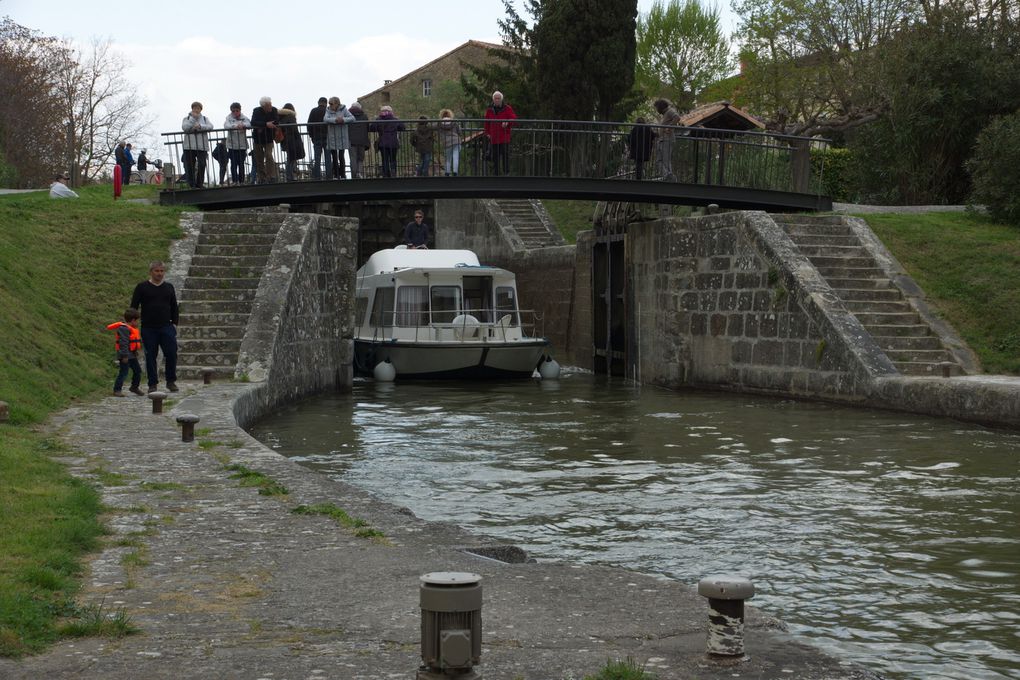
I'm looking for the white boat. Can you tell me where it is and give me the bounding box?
[353,247,551,379]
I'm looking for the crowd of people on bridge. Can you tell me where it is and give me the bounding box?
[170,91,689,189]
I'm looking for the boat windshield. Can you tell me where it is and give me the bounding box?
[431,286,462,323]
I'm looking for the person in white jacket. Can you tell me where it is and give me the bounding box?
[182,101,214,188]
[49,172,79,198]
[223,102,252,185]
[323,96,355,179]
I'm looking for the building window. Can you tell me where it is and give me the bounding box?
[422,79,432,97]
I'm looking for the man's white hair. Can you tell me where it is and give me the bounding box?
[492,91,503,100]
[259,96,272,105]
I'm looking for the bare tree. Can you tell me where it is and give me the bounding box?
[0,18,67,188]
[53,38,154,183]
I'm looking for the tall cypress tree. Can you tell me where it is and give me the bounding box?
[534,0,638,120]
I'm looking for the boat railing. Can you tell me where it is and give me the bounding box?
[366,308,545,342]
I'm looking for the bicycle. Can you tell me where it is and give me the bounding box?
[130,159,165,185]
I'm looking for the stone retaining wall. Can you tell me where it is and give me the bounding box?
[233,212,358,423]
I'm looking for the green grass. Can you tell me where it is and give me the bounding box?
[861,212,1020,374]
[291,503,386,539]
[0,184,184,656]
[224,463,289,496]
[583,657,657,680]
[544,200,597,244]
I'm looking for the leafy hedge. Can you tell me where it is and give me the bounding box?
[811,147,853,202]
[968,113,1020,226]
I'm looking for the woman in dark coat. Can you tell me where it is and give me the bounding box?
[628,117,656,180]
[278,103,305,181]
[369,105,405,178]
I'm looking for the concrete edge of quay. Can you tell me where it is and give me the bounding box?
[0,379,881,680]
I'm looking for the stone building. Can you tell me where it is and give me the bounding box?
[357,40,501,119]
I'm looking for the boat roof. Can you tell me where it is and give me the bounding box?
[359,248,497,276]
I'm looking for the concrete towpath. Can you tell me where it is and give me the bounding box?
[0,381,879,680]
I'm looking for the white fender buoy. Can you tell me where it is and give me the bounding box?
[538,355,561,380]
[373,358,396,382]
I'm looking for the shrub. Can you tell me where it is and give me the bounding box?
[811,147,854,202]
[968,113,1020,226]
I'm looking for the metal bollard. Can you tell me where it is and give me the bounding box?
[0,400,8,422]
[176,414,200,442]
[417,572,482,680]
[202,368,215,385]
[147,391,167,414]
[698,574,755,657]
[939,361,954,378]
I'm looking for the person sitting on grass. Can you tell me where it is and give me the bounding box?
[107,307,143,397]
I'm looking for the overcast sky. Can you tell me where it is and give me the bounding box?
[5,0,736,157]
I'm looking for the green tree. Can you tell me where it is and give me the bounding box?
[635,0,732,112]
[533,0,639,120]
[460,0,542,118]
[969,112,1020,225]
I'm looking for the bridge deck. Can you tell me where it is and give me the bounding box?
[158,176,832,212]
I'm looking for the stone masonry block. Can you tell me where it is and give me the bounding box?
[727,314,744,337]
[696,273,724,290]
[760,313,778,337]
[691,313,708,335]
[745,314,759,338]
[711,257,731,271]
[699,291,717,311]
[738,292,754,311]
[719,291,738,311]
[680,293,699,311]
[710,314,727,336]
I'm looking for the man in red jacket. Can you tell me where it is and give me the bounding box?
[483,91,516,176]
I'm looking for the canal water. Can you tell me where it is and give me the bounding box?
[249,371,1020,679]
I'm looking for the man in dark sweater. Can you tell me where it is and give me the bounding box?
[130,261,180,392]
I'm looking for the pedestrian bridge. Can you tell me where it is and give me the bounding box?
[157,118,832,212]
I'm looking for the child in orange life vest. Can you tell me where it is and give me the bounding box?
[107,308,143,397]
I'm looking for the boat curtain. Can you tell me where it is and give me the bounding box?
[396,285,428,327]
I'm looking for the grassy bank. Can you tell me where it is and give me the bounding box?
[0,184,184,656]
[861,211,1020,374]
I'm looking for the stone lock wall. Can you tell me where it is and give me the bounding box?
[234,213,358,423]
[626,212,894,401]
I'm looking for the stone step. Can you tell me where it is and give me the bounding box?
[786,234,860,247]
[797,245,870,258]
[200,220,282,235]
[198,233,277,247]
[885,348,954,363]
[178,337,243,353]
[869,335,943,351]
[826,277,894,290]
[808,255,877,269]
[175,365,236,380]
[781,223,853,236]
[773,213,848,226]
[187,265,265,279]
[815,266,888,279]
[855,311,921,326]
[831,288,904,302]
[861,323,934,337]
[176,325,246,340]
[183,288,257,302]
[194,244,274,257]
[843,299,913,313]
[185,277,260,290]
[176,351,239,368]
[179,312,251,326]
[894,361,965,377]
[201,212,264,224]
[183,299,254,315]
[190,254,271,268]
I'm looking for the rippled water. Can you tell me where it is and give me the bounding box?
[249,371,1020,679]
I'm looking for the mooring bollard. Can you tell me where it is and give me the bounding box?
[417,572,482,680]
[0,400,9,422]
[147,391,168,414]
[698,574,755,657]
[202,368,215,385]
[176,414,200,442]
[939,361,954,378]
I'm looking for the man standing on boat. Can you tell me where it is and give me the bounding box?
[403,210,430,249]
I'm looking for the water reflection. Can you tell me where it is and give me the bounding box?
[249,372,1020,680]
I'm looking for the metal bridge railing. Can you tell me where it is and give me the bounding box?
[161,118,829,196]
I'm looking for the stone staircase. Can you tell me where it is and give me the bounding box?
[176,213,281,379]
[493,199,565,249]
[774,214,964,376]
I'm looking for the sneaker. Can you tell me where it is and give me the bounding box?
[129,386,144,396]
[166,382,179,392]
[147,385,158,394]
[113,391,125,397]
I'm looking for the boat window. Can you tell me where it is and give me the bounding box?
[396,285,428,327]
[496,286,519,326]
[369,287,394,328]
[430,286,462,324]
[354,296,368,326]
[462,276,493,322]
